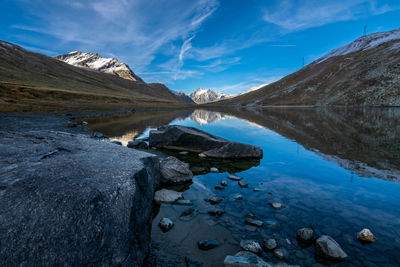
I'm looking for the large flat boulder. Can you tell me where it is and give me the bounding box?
[149,125,263,159]
[0,130,161,266]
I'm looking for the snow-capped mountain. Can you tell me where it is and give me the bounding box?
[55,51,143,82]
[189,88,232,104]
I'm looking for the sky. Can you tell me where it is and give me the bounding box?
[0,0,399,95]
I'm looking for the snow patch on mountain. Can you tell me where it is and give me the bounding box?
[189,88,232,104]
[55,51,143,82]
[317,28,400,63]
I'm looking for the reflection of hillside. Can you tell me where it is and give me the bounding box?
[84,110,192,143]
[211,107,400,182]
[188,109,233,125]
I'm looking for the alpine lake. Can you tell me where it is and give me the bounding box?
[85,107,400,267]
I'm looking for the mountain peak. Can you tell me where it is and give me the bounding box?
[189,88,232,104]
[55,52,143,82]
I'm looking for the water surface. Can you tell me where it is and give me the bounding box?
[88,108,400,266]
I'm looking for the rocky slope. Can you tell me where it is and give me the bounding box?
[55,51,144,82]
[189,88,232,104]
[219,28,400,106]
[0,41,189,112]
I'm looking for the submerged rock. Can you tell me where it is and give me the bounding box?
[159,217,174,232]
[208,209,225,217]
[111,140,122,145]
[154,189,183,204]
[296,228,314,244]
[174,199,193,206]
[238,181,248,188]
[240,240,263,255]
[357,228,376,243]
[180,208,196,217]
[245,218,264,227]
[315,235,348,262]
[234,194,244,200]
[224,251,272,267]
[197,239,220,250]
[160,156,193,185]
[0,130,161,266]
[185,256,203,267]
[221,180,228,186]
[149,125,262,159]
[205,197,223,205]
[262,238,277,252]
[228,174,243,181]
[215,185,225,190]
[269,202,286,210]
[273,248,289,259]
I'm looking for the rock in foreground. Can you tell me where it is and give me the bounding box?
[224,251,272,266]
[0,130,161,266]
[315,235,348,262]
[149,125,263,159]
[154,189,183,204]
[357,228,376,243]
[159,156,193,185]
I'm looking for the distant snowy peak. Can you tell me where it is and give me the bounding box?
[189,88,232,104]
[317,28,400,63]
[55,51,143,82]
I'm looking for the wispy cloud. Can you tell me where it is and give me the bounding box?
[262,0,400,32]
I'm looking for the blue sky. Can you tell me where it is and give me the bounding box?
[1,0,399,94]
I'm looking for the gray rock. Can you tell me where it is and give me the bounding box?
[149,125,262,159]
[180,208,196,217]
[238,181,248,188]
[210,167,219,172]
[269,202,286,210]
[273,248,289,259]
[159,217,174,232]
[240,240,263,255]
[174,199,193,206]
[253,188,260,192]
[264,219,279,227]
[0,130,161,266]
[111,140,122,145]
[197,239,220,250]
[245,218,264,227]
[154,189,183,204]
[246,213,256,219]
[228,174,243,181]
[127,139,148,149]
[215,185,225,190]
[81,120,88,125]
[208,209,225,217]
[92,131,103,138]
[205,197,223,205]
[262,238,277,251]
[221,180,228,186]
[296,228,314,243]
[160,156,193,185]
[234,194,244,200]
[224,251,272,266]
[357,228,376,243]
[198,153,207,158]
[315,235,348,262]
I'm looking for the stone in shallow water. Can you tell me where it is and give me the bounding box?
[205,197,223,205]
[111,140,122,145]
[262,238,277,252]
[228,174,242,181]
[246,213,256,219]
[197,239,220,250]
[215,185,224,190]
[208,209,225,217]
[357,228,376,243]
[253,188,260,192]
[238,181,248,188]
[127,139,148,149]
[221,180,228,186]
[269,202,286,210]
[180,208,196,217]
[159,217,174,232]
[315,235,348,262]
[160,156,193,185]
[224,251,272,267]
[240,240,263,255]
[264,219,279,227]
[245,218,264,227]
[179,151,189,155]
[296,228,314,243]
[273,248,289,259]
[234,194,243,200]
[154,189,183,204]
[198,153,207,158]
[174,199,193,206]
[210,167,219,172]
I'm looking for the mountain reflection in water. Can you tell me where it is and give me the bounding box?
[86,107,400,182]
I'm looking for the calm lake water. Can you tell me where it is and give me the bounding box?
[87,108,400,267]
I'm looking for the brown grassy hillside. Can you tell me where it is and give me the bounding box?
[0,41,191,112]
